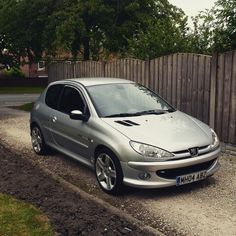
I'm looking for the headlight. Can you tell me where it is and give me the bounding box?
[210,129,220,150]
[130,141,174,160]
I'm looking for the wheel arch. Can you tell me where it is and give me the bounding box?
[94,144,119,160]
[30,121,40,132]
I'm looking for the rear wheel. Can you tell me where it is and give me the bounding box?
[31,126,48,155]
[95,148,124,195]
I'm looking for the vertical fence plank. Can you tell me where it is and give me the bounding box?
[158,57,163,96]
[176,54,182,110]
[229,51,236,144]
[197,55,205,121]
[203,56,211,124]
[215,54,224,139]
[171,54,177,107]
[181,54,188,112]
[162,56,168,99]
[140,60,144,85]
[222,52,233,142]
[166,55,172,102]
[127,59,131,81]
[186,54,193,115]
[133,60,137,83]
[209,54,217,129]
[137,60,141,84]
[149,59,155,91]
[154,59,159,93]
[192,55,199,118]
[144,60,149,87]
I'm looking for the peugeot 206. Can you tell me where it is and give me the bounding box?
[30,78,221,194]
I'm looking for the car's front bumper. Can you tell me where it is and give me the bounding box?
[121,146,221,188]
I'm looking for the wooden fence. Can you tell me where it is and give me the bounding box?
[48,52,236,145]
[210,52,236,145]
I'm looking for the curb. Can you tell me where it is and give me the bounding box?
[41,166,164,236]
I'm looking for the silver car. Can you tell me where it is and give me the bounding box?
[30,78,220,194]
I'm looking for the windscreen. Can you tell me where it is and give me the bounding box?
[87,83,175,117]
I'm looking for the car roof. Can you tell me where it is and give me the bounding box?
[54,77,134,87]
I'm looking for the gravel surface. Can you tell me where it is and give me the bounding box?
[0,108,235,236]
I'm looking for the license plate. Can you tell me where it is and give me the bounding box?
[176,170,207,186]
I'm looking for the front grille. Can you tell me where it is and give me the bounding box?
[156,159,216,180]
[170,145,211,161]
[173,145,208,155]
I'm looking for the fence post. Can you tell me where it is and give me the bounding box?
[209,53,218,129]
[101,60,106,77]
[145,59,151,87]
[72,62,76,78]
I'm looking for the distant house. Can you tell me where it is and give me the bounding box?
[21,61,48,78]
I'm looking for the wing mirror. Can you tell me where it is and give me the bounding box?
[70,110,88,121]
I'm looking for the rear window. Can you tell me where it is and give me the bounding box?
[45,84,64,109]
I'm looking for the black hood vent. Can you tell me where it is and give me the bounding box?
[115,120,140,127]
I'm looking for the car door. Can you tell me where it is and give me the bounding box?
[50,85,91,160]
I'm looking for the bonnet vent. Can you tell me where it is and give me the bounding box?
[115,120,140,127]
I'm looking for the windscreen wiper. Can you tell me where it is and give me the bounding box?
[104,109,170,118]
[104,112,142,118]
[137,109,168,115]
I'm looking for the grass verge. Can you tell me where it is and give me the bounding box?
[0,86,44,94]
[0,194,53,236]
[17,102,35,112]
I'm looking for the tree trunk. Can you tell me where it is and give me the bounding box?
[83,37,90,60]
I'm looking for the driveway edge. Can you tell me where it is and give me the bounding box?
[41,165,164,236]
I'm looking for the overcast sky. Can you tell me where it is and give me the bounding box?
[168,0,217,27]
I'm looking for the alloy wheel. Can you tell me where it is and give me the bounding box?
[31,127,42,153]
[96,153,117,191]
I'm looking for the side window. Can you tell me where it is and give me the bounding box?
[45,84,64,109]
[59,87,85,114]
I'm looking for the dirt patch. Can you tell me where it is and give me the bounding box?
[0,144,156,236]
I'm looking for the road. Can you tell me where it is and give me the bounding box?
[0,107,235,236]
[0,94,39,106]
[0,94,39,120]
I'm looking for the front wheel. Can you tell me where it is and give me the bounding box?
[31,126,48,155]
[95,148,124,195]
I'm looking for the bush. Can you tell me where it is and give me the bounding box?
[4,67,25,78]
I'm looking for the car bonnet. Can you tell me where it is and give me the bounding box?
[101,111,212,152]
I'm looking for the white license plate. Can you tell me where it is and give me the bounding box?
[176,170,207,186]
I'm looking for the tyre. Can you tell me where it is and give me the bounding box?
[31,125,48,155]
[95,148,124,195]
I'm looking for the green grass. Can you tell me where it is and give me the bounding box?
[0,194,54,236]
[0,87,44,94]
[18,102,35,112]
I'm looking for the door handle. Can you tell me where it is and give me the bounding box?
[52,116,57,123]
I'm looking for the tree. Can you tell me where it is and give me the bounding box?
[0,0,62,66]
[190,0,236,54]
[127,1,190,59]
[0,34,21,68]
[0,0,193,63]
[45,0,159,60]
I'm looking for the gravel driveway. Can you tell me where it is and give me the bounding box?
[0,108,235,236]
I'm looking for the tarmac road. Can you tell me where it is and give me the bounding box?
[0,94,39,120]
[0,94,39,106]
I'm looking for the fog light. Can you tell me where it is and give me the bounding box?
[138,172,151,180]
